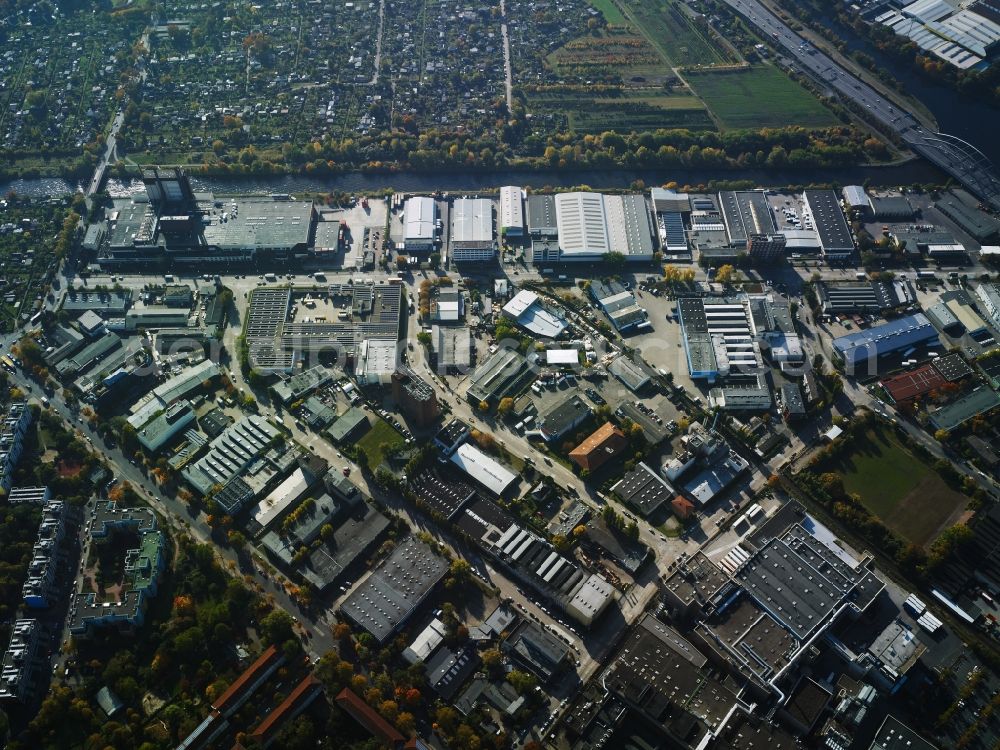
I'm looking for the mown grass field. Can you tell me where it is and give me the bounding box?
[684,65,837,129]
[356,419,405,469]
[817,427,968,547]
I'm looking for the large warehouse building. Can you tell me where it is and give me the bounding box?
[803,190,855,260]
[553,192,656,262]
[677,296,764,382]
[450,198,495,263]
[339,537,449,643]
[718,190,777,249]
[555,192,610,258]
[403,196,437,253]
[99,168,317,267]
[499,186,525,237]
[875,0,1000,71]
[832,313,939,374]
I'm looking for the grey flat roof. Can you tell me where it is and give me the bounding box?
[62,290,132,315]
[870,195,914,218]
[273,365,332,404]
[718,190,776,245]
[202,198,313,250]
[870,715,938,750]
[606,193,655,257]
[54,332,121,377]
[736,523,882,640]
[409,466,477,520]
[609,355,651,391]
[611,462,674,517]
[467,347,531,404]
[338,536,448,643]
[935,193,1000,240]
[137,401,195,452]
[451,198,493,246]
[780,382,806,414]
[153,359,221,404]
[325,407,370,443]
[526,195,557,234]
[452,494,516,542]
[431,325,472,369]
[426,646,481,700]
[537,393,591,437]
[263,502,390,591]
[929,387,1000,431]
[932,352,974,381]
[503,619,569,680]
[244,285,402,367]
[804,189,854,253]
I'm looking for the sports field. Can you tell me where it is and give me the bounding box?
[684,66,837,129]
[819,427,968,547]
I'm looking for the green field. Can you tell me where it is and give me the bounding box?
[684,66,837,129]
[818,427,968,547]
[356,419,405,469]
[620,0,735,67]
[526,89,714,132]
[588,0,629,26]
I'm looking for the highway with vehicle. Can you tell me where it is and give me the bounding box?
[723,0,1000,211]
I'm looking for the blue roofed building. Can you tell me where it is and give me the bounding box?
[831,313,939,375]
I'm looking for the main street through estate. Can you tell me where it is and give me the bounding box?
[8,3,1000,746]
[11,157,1000,749]
[723,0,1000,211]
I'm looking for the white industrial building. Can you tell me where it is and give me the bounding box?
[553,192,655,262]
[252,467,313,530]
[403,196,437,253]
[977,282,1000,329]
[501,290,568,338]
[450,443,518,496]
[875,0,1000,70]
[842,185,870,213]
[450,198,495,263]
[555,192,610,258]
[499,186,524,237]
[356,338,399,385]
[606,194,656,260]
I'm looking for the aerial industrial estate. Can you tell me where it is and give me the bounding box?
[5,0,1000,749]
[2,165,1000,750]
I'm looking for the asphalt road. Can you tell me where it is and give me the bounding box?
[86,109,123,198]
[2,365,339,662]
[723,0,1000,211]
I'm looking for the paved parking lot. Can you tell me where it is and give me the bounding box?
[625,290,702,397]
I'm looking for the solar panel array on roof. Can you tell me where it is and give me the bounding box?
[660,211,688,253]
